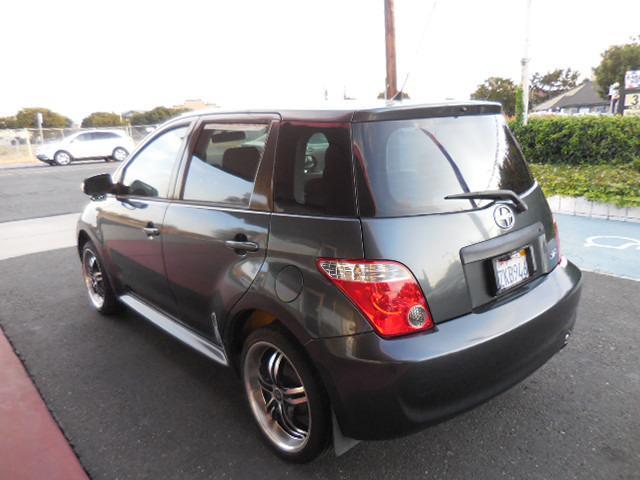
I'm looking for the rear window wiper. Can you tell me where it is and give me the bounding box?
[444,189,528,212]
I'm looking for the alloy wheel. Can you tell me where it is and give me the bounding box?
[113,148,127,162]
[244,341,310,453]
[82,249,105,309]
[55,151,71,166]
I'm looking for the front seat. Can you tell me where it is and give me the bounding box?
[221,146,261,182]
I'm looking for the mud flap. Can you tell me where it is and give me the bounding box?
[332,410,360,456]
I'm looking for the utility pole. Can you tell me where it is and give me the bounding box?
[520,0,532,124]
[384,0,398,100]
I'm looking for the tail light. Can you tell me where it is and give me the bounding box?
[316,259,434,338]
[553,216,566,266]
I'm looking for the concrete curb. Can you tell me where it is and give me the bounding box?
[0,328,89,480]
[547,195,640,223]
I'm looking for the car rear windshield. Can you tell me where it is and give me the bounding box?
[352,114,534,217]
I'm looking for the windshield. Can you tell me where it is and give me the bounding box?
[352,114,534,217]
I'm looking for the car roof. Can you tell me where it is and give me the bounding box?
[175,100,502,124]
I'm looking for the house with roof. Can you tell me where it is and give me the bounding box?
[532,79,609,115]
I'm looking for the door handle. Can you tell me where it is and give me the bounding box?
[143,223,160,238]
[224,240,259,253]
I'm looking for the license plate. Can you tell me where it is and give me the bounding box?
[493,247,532,292]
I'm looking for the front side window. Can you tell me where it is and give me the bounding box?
[182,123,269,207]
[274,123,355,216]
[121,126,188,198]
[74,133,92,142]
[93,132,118,140]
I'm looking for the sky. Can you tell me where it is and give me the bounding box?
[1,0,639,123]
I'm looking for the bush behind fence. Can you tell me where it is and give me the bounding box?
[511,116,640,166]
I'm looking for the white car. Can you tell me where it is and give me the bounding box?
[36,130,135,166]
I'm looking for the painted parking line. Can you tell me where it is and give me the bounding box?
[0,213,79,260]
[555,213,640,281]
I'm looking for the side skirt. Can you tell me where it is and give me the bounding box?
[119,294,229,367]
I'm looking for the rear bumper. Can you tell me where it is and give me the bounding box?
[306,260,582,440]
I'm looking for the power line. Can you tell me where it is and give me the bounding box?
[396,0,439,99]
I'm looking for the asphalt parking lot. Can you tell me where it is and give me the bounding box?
[0,163,639,479]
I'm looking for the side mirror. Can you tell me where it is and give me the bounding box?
[82,173,114,197]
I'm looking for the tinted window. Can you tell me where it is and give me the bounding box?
[274,123,355,216]
[182,123,269,207]
[121,126,187,198]
[74,133,92,142]
[93,132,119,140]
[353,114,534,216]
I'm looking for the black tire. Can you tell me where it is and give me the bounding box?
[241,327,331,462]
[111,147,128,162]
[53,150,72,166]
[81,240,122,315]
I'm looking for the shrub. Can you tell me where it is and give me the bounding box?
[529,163,640,207]
[510,116,640,165]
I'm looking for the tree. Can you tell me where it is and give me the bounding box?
[0,116,17,129]
[377,91,411,100]
[13,108,72,128]
[470,77,517,116]
[81,112,126,128]
[593,41,640,102]
[530,68,581,106]
[129,106,189,126]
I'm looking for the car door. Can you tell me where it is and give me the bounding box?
[162,115,278,338]
[100,121,192,316]
[69,132,93,159]
[90,131,115,157]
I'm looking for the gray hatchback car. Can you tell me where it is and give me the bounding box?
[78,102,582,462]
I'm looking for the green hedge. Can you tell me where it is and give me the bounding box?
[529,163,640,207]
[510,116,640,165]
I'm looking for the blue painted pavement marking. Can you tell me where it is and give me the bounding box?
[555,214,640,281]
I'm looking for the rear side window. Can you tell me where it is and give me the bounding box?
[182,123,269,208]
[353,114,534,216]
[274,123,355,216]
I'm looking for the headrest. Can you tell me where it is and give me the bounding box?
[222,146,261,182]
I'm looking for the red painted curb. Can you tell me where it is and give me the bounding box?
[0,330,88,480]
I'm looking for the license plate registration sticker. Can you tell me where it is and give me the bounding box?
[493,247,531,292]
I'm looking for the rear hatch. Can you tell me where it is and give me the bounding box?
[352,108,560,323]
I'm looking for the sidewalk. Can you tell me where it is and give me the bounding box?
[0,329,88,480]
[0,213,79,261]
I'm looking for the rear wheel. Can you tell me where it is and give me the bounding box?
[242,328,330,462]
[54,150,72,166]
[81,241,121,315]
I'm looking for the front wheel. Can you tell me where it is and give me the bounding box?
[111,147,128,162]
[242,328,330,462]
[81,241,121,315]
[54,150,72,166]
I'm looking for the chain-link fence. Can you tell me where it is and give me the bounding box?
[0,126,158,165]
